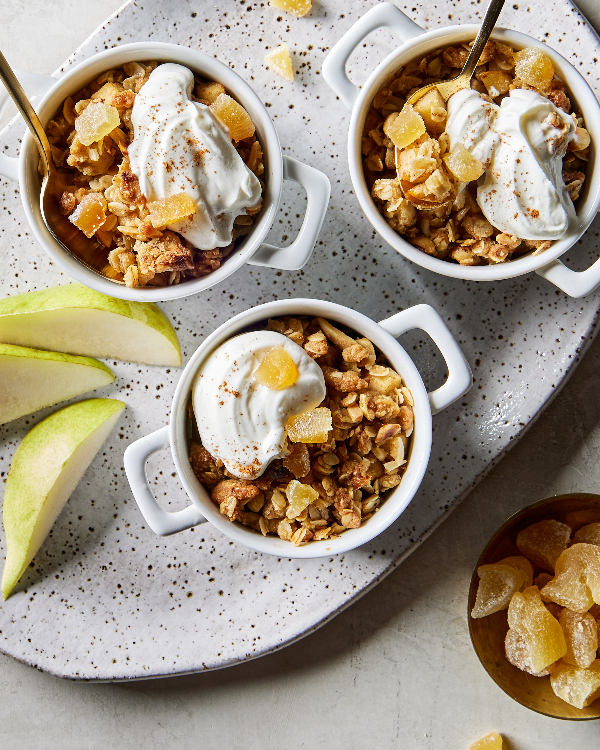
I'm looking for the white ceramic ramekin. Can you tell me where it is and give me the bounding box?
[322,3,600,298]
[123,298,472,559]
[0,42,330,302]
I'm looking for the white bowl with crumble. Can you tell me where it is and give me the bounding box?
[124,298,472,558]
[322,3,600,298]
[0,43,330,301]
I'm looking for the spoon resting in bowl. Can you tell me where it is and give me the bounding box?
[0,51,118,280]
[394,0,506,210]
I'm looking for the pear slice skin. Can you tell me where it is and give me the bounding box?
[0,283,180,366]
[1,398,125,599]
[0,344,114,425]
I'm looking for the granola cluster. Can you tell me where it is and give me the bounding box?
[48,62,264,287]
[363,41,590,266]
[189,316,414,546]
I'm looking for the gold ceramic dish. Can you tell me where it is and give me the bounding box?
[468,493,600,720]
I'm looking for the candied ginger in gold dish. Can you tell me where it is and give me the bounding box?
[471,563,528,619]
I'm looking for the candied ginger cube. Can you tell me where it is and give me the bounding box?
[469,732,504,750]
[574,522,600,547]
[68,193,107,238]
[384,107,426,151]
[286,479,319,517]
[507,586,567,674]
[550,660,600,709]
[265,44,294,82]
[478,70,511,98]
[148,193,196,229]
[560,609,598,668]
[413,88,447,136]
[514,47,554,92]
[563,509,600,531]
[471,564,529,619]
[269,0,311,17]
[283,443,310,479]
[286,407,332,444]
[516,519,571,572]
[74,102,120,146]
[535,572,553,590]
[195,82,225,104]
[209,94,255,142]
[443,143,484,182]
[254,346,299,390]
[541,543,600,613]
[505,628,557,676]
[498,555,534,588]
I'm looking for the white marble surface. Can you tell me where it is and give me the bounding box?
[0,0,600,747]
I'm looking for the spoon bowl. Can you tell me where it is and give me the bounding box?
[0,50,113,280]
[394,0,506,206]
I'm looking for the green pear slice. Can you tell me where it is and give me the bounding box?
[0,283,180,366]
[0,344,114,425]
[1,398,125,599]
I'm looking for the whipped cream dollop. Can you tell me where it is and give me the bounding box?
[129,63,262,250]
[193,331,326,479]
[446,88,576,239]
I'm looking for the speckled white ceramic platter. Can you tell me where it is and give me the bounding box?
[0,0,599,681]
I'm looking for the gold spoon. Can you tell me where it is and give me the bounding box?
[0,51,117,280]
[395,0,506,210]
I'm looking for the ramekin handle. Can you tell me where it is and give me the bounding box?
[378,304,472,415]
[0,68,56,181]
[124,426,206,536]
[322,3,424,110]
[535,256,600,298]
[248,155,330,271]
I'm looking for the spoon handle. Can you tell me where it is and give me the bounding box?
[0,50,52,174]
[460,0,506,81]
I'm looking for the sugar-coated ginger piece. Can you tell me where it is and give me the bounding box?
[209,94,255,142]
[264,44,294,82]
[195,81,225,104]
[384,107,426,150]
[507,586,567,674]
[560,609,599,668]
[514,47,555,92]
[563,509,600,532]
[148,193,196,229]
[541,543,600,613]
[269,0,311,17]
[69,193,107,238]
[74,102,120,146]
[254,346,299,390]
[286,407,332,443]
[516,519,571,571]
[469,732,504,750]
[443,143,484,182]
[286,479,318,517]
[498,555,534,588]
[471,564,529,619]
[550,660,600,709]
[478,70,511,98]
[412,88,447,136]
[574,522,600,547]
[505,629,557,676]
